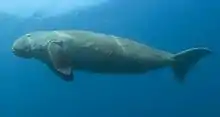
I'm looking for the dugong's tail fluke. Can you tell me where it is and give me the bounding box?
[171,47,212,82]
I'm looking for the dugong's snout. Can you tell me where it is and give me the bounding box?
[12,38,32,58]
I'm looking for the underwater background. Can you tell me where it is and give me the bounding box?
[0,0,219,117]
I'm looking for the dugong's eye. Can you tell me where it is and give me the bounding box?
[26,34,31,38]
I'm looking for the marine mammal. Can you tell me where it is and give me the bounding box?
[11,30,211,82]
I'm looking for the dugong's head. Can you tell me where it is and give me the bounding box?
[12,34,33,58]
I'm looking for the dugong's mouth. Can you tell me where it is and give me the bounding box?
[12,47,32,58]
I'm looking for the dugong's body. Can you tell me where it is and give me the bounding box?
[12,30,211,82]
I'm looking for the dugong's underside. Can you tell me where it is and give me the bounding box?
[11,30,211,82]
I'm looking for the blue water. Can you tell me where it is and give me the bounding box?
[0,0,219,117]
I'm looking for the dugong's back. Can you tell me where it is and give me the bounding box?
[49,30,172,73]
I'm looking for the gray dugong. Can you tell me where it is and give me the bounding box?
[11,30,211,82]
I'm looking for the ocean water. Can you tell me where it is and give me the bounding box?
[0,0,219,117]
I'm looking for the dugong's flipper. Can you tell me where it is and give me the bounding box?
[171,47,212,82]
[47,40,73,81]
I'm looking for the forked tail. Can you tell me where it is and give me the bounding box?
[171,47,212,82]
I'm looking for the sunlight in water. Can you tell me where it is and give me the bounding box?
[0,0,108,17]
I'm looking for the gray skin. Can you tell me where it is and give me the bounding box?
[12,30,212,82]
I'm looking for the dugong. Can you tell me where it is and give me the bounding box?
[11,30,211,82]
